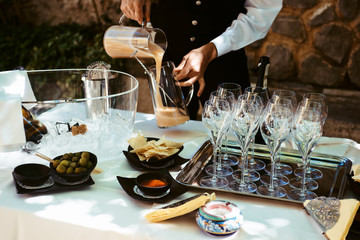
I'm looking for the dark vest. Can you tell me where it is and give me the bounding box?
[152,0,247,64]
[151,0,250,118]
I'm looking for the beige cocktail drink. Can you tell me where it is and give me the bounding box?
[155,107,190,127]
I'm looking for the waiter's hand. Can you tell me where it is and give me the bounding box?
[174,43,217,97]
[120,0,151,25]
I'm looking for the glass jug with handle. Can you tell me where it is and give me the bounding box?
[103,16,167,59]
[148,61,193,128]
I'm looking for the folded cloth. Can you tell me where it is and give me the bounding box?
[0,70,36,152]
[0,94,25,151]
[0,70,35,101]
[304,198,360,240]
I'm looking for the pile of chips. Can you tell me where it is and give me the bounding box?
[128,134,183,161]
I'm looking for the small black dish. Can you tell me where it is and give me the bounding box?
[16,176,55,190]
[13,171,95,194]
[135,172,172,196]
[50,152,97,183]
[13,163,50,186]
[117,170,188,203]
[124,137,189,170]
[123,151,175,170]
[133,185,170,199]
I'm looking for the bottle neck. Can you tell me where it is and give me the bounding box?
[255,56,270,89]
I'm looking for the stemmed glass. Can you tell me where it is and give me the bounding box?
[293,93,328,180]
[204,91,235,177]
[262,90,297,187]
[244,86,269,172]
[228,95,263,193]
[257,98,292,198]
[217,83,242,167]
[271,90,297,174]
[287,100,325,201]
[199,99,232,188]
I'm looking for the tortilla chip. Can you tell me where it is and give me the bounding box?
[353,164,360,176]
[136,153,147,161]
[352,164,360,183]
[127,135,183,161]
[128,134,147,149]
[157,136,183,148]
[353,175,360,183]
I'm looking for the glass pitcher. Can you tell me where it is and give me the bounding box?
[103,21,167,59]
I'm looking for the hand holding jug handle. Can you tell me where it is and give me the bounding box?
[119,12,150,28]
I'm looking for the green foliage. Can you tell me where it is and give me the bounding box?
[0,24,124,71]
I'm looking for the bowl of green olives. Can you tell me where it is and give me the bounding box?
[49,151,97,182]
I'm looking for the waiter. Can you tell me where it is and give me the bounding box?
[120,0,282,119]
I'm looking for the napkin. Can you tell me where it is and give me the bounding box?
[304,197,360,240]
[0,94,25,151]
[0,70,36,152]
[0,70,36,103]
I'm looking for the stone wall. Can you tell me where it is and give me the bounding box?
[246,0,360,90]
[15,0,360,90]
[8,0,121,26]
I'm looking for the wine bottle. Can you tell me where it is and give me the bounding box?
[22,106,48,144]
[255,56,270,89]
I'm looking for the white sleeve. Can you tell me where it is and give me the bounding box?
[211,0,282,57]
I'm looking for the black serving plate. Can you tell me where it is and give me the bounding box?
[117,170,188,203]
[123,137,189,170]
[13,171,95,194]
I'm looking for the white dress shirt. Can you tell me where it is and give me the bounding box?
[211,0,282,57]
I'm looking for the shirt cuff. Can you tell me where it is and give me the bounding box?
[211,34,232,58]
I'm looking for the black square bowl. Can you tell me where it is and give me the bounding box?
[49,152,97,182]
[127,137,184,165]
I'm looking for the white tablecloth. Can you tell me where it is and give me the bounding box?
[0,112,359,240]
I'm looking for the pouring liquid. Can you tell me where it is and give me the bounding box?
[104,36,189,127]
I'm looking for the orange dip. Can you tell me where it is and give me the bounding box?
[141,179,167,188]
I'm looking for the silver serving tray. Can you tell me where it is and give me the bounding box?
[175,140,352,203]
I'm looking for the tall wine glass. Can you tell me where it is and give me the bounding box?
[228,95,263,193]
[244,86,269,172]
[217,83,242,167]
[293,93,327,180]
[204,91,235,177]
[217,82,242,99]
[287,101,324,201]
[199,99,231,188]
[257,98,292,198]
[262,90,297,186]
